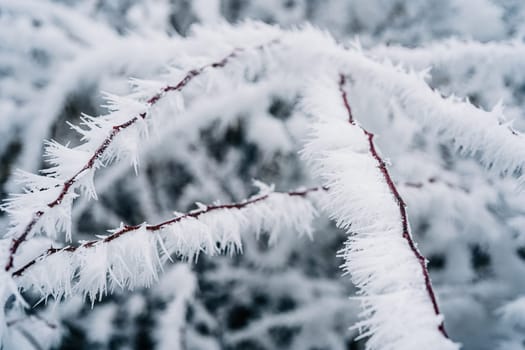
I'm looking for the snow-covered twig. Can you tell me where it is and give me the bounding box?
[340,74,447,335]
[6,21,525,349]
[370,39,525,73]
[301,74,459,350]
[11,186,321,301]
[2,38,278,272]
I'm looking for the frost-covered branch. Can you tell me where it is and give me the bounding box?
[7,24,525,274]
[5,20,525,349]
[12,186,320,301]
[301,74,458,349]
[2,38,278,272]
[335,45,525,176]
[370,39,525,73]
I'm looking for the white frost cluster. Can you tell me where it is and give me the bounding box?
[15,190,316,303]
[301,79,459,350]
[4,18,525,350]
[1,28,279,245]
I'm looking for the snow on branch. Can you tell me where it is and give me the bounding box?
[370,38,525,73]
[334,42,525,178]
[5,21,525,349]
[6,23,525,276]
[11,186,320,302]
[265,25,525,180]
[191,24,525,181]
[300,75,459,350]
[2,37,279,272]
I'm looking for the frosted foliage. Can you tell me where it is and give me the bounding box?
[2,1,525,350]
[301,81,457,350]
[15,190,317,303]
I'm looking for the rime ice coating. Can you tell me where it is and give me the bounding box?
[4,21,525,349]
[13,188,318,303]
[301,77,459,350]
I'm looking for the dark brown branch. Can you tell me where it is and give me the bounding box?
[339,75,353,124]
[5,39,279,272]
[12,186,324,278]
[338,74,448,337]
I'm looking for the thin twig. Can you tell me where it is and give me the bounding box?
[5,39,279,272]
[12,186,324,278]
[339,74,448,337]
